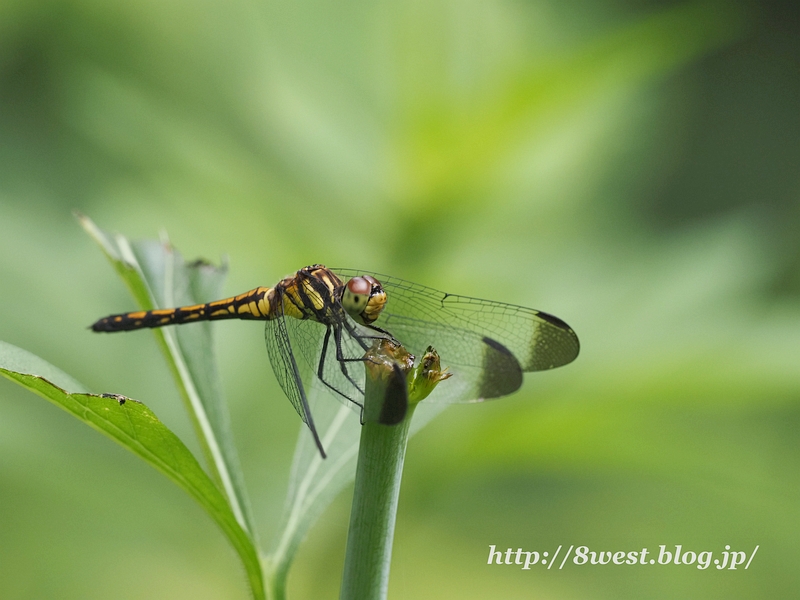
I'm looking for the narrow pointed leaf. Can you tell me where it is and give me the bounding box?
[79,214,257,543]
[0,341,265,600]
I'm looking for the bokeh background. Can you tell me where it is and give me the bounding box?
[1,0,799,598]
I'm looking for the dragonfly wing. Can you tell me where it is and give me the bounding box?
[283,315,367,411]
[433,294,578,372]
[377,315,523,403]
[264,312,326,456]
[334,270,579,372]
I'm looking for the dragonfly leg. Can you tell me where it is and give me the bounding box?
[316,325,364,409]
[364,323,397,342]
[333,324,366,396]
[340,316,395,348]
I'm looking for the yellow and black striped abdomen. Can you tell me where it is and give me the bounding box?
[91,286,275,332]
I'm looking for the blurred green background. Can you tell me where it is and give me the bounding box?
[1,0,799,598]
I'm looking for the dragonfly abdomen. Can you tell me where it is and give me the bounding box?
[91,287,275,332]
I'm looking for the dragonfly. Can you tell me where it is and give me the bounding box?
[91,264,579,457]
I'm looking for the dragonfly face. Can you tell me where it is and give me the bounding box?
[92,264,579,458]
[341,275,387,325]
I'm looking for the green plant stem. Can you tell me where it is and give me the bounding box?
[263,560,286,600]
[339,342,449,600]
[340,400,416,600]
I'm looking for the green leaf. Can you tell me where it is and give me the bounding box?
[0,341,265,600]
[78,214,257,543]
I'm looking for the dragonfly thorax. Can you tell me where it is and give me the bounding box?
[341,275,387,325]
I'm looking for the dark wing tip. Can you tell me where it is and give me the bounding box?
[534,310,572,331]
[529,310,580,370]
[312,429,327,459]
[477,336,523,399]
[482,335,513,355]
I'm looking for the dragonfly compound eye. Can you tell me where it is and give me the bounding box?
[343,276,387,325]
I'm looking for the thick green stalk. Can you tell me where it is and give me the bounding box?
[339,400,416,600]
[340,342,449,600]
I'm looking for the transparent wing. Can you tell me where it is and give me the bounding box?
[365,315,523,404]
[264,305,326,455]
[283,315,368,412]
[334,269,579,373]
[332,269,578,403]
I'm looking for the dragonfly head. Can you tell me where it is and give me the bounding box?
[342,275,387,325]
